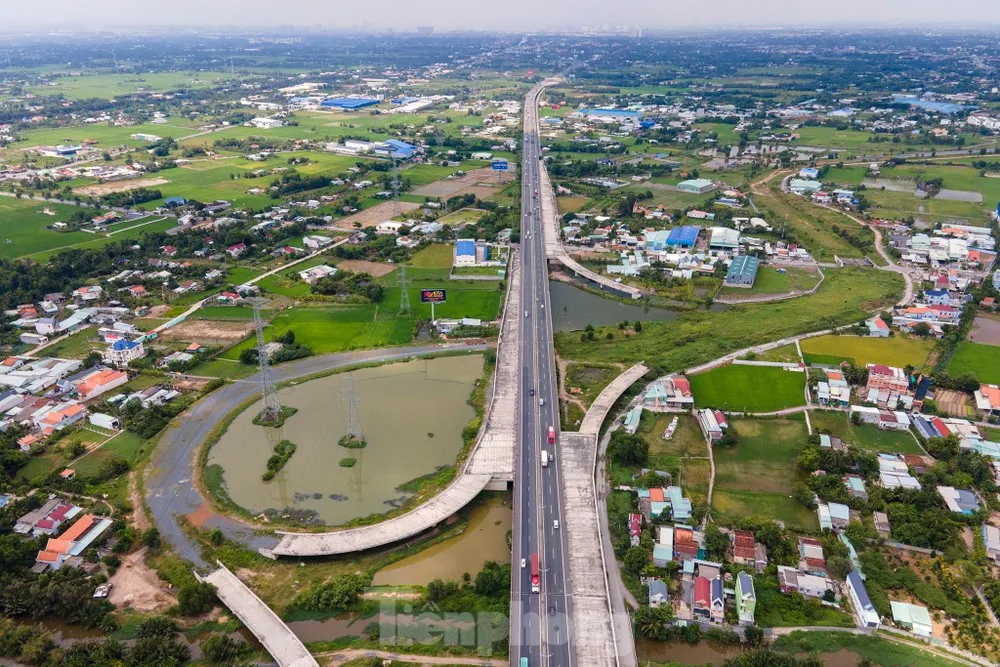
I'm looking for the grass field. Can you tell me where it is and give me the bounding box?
[711,418,816,532]
[38,327,101,359]
[73,431,147,478]
[718,265,821,297]
[23,217,180,263]
[408,243,454,269]
[801,334,935,370]
[946,341,1000,383]
[0,198,105,258]
[772,630,970,666]
[753,343,801,363]
[555,267,903,374]
[809,409,924,455]
[680,458,711,508]
[688,364,806,412]
[23,71,243,99]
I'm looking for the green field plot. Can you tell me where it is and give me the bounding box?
[688,364,806,412]
[555,267,903,374]
[809,410,923,455]
[437,208,488,225]
[25,71,242,99]
[789,126,876,149]
[947,341,1000,383]
[255,258,331,298]
[24,217,180,263]
[193,306,255,321]
[0,198,103,258]
[753,578,856,628]
[6,123,200,156]
[680,458,711,507]
[640,413,707,460]
[801,334,935,370]
[565,363,622,409]
[711,418,816,531]
[188,357,258,379]
[73,431,147,479]
[719,265,821,297]
[753,343,801,363]
[408,243,454,269]
[38,327,102,359]
[772,630,970,666]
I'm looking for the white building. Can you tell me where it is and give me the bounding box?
[299,265,338,284]
[303,235,334,249]
[103,339,146,367]
[847,571,880,629]
[249,117,284,129]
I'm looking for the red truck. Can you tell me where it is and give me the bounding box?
[531,553,540,593]
[547,425,555,444]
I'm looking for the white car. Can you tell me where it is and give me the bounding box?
[553,520,559,529]
[521,558,526,568]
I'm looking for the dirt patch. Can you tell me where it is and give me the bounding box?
[935,389,973,417]
[456,185,503,200]
[332,201,419,230]
[336,259,397,277]
[158,319,252,345]
[74,177,170,197]
[128,471,150,532]
[186,504,218,529]
[172,376,211,392]
[970,316,1000,347]
[412,167,509,198]
[148,304,171,317]
[108,548,177,612]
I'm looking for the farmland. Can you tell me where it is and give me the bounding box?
[0,197,105,258]
[947,342,1000,384]
[689,364,806,412]
[801,334,935,370]
[711,417,816,532]
[809,409,924,455]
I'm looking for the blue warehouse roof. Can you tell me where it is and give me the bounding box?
[666,225,700,246]
[456,240,476,256]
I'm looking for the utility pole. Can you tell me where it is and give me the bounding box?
[250,298,281,423]
[398,264,412,316]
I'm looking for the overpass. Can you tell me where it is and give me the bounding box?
[538,166,643,300]
[196,561,318,667]
[263,244,521,558]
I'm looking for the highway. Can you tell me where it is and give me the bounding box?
[511,81,574,667]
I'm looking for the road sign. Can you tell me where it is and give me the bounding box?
[492,160,509,171]
[420,289,447,303]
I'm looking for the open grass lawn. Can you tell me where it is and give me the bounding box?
[865,189,989,227]
[193,306,255,321]
[73,431,147,479]
[555,267,903,373]
[640,412,707,460]
[809,409,924,455]
[772,630,970,666]
[688,364,806,412]
[556,195,590,214]
[801,334,935,370]
[255,258,331,298]
[719,265,821,297]
[437,208,488,225]
[754,185,876,262]
[189,357,259,379]
[754,578,855,628]
[565,363,622,409]
[947,341,1000,383]
[23,217,180,263]
[408,243,454,269]
[753,343,801,363]
[39,327,101,359]
[0,198,103,258]
[711,417,816,531]
[24,71,241,99]
[680,458,711,507]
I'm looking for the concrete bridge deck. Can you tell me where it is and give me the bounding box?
[264,249,521,558]
[196,561,318,667]
[539,167,643,301]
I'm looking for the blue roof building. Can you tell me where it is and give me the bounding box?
[666,225,700,248]
[456,240,476,257]
[321,97,379,109]
[667,486,692,522]
[580,108,642,119]
[383,139,416,159]
[163,196,186,207]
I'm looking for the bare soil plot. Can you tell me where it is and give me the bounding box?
[412,168,504,198]
[158,318,252,345]
[458,185,503,200]
[336,259,397,277]
[332,201,419,230]
[970,315,1000,346]
[935,389,974,418]
[74,177,169,196]
[107,548,177,612]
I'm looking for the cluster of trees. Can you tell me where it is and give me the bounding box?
[239,330,312,366]
[0,567,115,629]
[293,573,370,612]
[607,430,649,467]
[311,271,385,303]
[101,187,162,208]
[118,396,189,440]
[269,172,333,198]
[335,233,417,265]
[424,560,511,615]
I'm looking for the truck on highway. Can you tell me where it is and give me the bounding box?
[541,450,549,467]
[548,425,555,444]
[521,658,529,667]
[531,553,540,593]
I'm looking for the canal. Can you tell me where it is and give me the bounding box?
[207,355,484,526]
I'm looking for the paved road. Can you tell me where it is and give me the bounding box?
[144,343,487,568]
[510,79,575,667]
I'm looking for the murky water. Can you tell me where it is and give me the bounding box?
[288,612,367,644]
[549,281,680,332]
[373,497,511,586]
[636,638,741,665]
[208,355,483,526]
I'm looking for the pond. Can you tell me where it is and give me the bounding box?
[207,355,483,526]
[636,638,741,665]
[373,496,511,586]
[549,281,681,332]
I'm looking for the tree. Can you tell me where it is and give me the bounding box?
[134,616,178,638]
[177,582,217,616]
[140,527,161,549]
[744,624,765,647]
[623,546,649,575]
[912,322,932,337]
[200,634,250,663]
[634,604,673,641]
[634,321,642,333]
[703,524,729,561]
[608,431,649,467]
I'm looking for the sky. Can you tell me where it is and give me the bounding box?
[4,0,1000,31]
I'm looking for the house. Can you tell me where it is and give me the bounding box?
[299,265,338,284]
[172,280,200,294]
[34,513,113,571]
[648,579,669,608]
[673,525,704,561]
[923,289,951,306]
[303,235,334,249]
[732,529,757,566]
[723,255,759,288]
[799,167,820,179]
[72,285,103,302]
[816,502,851,531]
[217,291,242,304]
[89,413,120,431]
[866,364,909,393]
[709,227,741,253]
[799,537,827,575]
[937,486,980,514]
[817,382,851,408]
[878,454,921,490]
[38,403,87,433]
[104,339,145,367]
[735,571,755,625]
[844,474,868,500]
[73,368,129,400]
[890,601,933,637]
[866,317,890,337]
[974,384,1000,418]
[628,513,642,547]
[693,576,711,621]
[984,524,1000,562]
[698,408,723,441]
[874,511,892,539]
[643,376,693,409]
[227,242,247,258]
[14,498,80,536]
[125,285,147,298]
[777,565,835,599]
[847,571,880,629]
[677,178,716,194]
[249,117,284,129]
[710,577,725,624]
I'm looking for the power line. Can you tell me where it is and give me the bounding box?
[250,298,281,423]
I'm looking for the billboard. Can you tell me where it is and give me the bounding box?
[492,160,509,171]
[420,289,447,303]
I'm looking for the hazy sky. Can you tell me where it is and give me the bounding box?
[5,0,1000,31]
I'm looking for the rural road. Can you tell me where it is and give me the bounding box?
[144,342,489,568]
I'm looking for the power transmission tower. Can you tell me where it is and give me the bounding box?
[341,373,364,442]
[398,265,412,316]
[250,298,281,423]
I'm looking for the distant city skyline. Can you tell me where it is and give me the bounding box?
[3,0,1000,32]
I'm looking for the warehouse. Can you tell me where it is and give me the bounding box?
[321,97,380,110]
[677,178,716,194]
[724,256,759,288]
[666,225,700,249]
